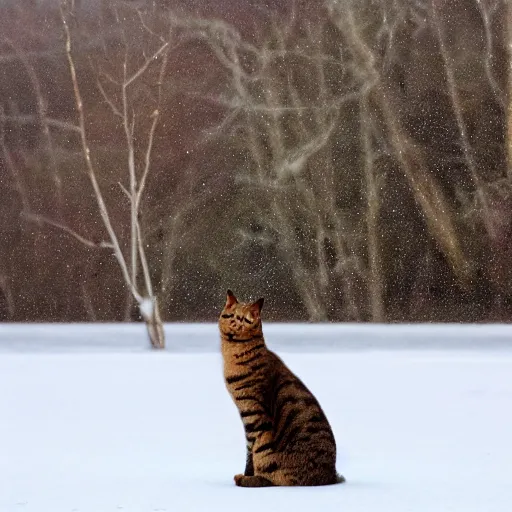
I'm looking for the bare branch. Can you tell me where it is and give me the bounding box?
[100,69,122,86]
[96,76,123,118]
[136,219,153,297]
[118,181,130,199]
[60,0,142,303]
[2,114,81,133]
[125,41,170,87]
[431,0,495,238]
[475,0,506,108]
[23,212,114,249]
[137,42,170,209]
[121,67,138,289]
[3,36,62,199]
[136,8,168,44]
[0,107,30,211]
[329,0,469,283]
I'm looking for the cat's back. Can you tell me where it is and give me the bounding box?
[266,350,340,485]
[267,350,336,442]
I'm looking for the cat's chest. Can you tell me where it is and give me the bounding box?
[223,357,267,399]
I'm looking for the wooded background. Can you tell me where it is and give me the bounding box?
[1,0,511,325]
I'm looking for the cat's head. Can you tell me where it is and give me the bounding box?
[219,289,264,342]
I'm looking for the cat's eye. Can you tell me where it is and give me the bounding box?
[221,314,234,318]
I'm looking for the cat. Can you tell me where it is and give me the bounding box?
[219,289,345,487]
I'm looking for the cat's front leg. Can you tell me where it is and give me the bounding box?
[235,474,273,487]
[241,413,272,478]
[244,445,254,476]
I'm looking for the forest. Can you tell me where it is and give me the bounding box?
[0,0,511,344]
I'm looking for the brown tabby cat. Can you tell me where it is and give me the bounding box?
[219,290,345,487]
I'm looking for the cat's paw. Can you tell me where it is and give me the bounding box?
[234,474,245,486]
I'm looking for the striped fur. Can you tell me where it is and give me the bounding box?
[219,290,345,487]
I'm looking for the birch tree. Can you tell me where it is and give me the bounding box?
[55,1,174,347]
[2,1,177,346]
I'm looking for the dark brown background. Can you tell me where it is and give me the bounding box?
[0,0,511,323]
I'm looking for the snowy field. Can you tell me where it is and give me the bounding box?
[1,323,512,512]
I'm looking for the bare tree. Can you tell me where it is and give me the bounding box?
[329,0,469,284]
[431,0,500,238]
[1,0,510,324]
[0,1,222,328]
[54,1,174,348]
[179,6,372,320]
[180,0,475,320]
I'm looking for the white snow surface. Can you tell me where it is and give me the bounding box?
[1,323,512,511]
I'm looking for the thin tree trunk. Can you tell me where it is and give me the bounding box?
[140,296,165,349]
[361,94,385,322]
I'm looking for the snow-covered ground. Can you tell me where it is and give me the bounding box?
[1,323,512,511]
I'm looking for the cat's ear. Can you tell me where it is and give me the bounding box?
[225,289,238,308]
[250,297,264,316]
